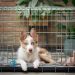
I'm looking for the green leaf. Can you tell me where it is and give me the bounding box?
[28,0,38,7]
[16,6,24,15]
[17,0,31,5]
[32,16,39,22]
[62,0,68,5]
[56,23,66,30]
[23,8,30,18]
[47,0,54,6]
[72,0,75,6]
[53,3,64,6]
[31,10,39,16]
[41,9,51,16]
[69,26,75,32]
[69,26,75,39]
[17,0,26,5]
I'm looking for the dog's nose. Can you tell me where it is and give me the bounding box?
[29,49,32,53]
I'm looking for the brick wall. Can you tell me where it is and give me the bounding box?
[0,0,17,6]
[0,0,74,47]
[0,10,29,46]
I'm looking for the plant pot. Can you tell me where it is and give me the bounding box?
[64,39,75,56]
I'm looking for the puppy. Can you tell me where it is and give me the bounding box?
[30,28,55,64]
[39,48,55,64]
[17,29,40,71]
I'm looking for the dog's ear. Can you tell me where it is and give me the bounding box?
[20,31,27,42]
[30,28,38,43]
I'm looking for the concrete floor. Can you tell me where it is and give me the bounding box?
[0,73,75,75]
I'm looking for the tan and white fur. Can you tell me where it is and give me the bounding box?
[17,28,55,71]
[17,29,40,71]
[30,28,55,64]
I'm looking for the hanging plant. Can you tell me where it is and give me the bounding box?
[16,0,53,20]
[16,0,61,19]
[17,0,32,5]
[72,0,75,6]
[16,0,75,20]
[62,0,68,5]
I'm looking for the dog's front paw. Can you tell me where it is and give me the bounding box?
[33,60,40,69]
[21,61,27,71]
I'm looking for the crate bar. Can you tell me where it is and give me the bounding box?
[0,7,75,10]
[0,6,75,72]
[0,66,75,72]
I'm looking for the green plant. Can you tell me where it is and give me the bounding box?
[62,0,75,6]
[72,0,75,6]
[16,0,67,19]
[17,0,31,5]
[16,0,52,19]
[17,0,75,6]
[16,0,75,20]
[57,24,75,39]
[63,0,68,5]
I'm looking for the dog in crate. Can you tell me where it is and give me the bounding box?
[17,28,55,71]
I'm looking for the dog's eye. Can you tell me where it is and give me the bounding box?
[24,42,28,45]
[31,42,35,45]
[35,41,37,44]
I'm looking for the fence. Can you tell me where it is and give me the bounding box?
[0,7,75,72]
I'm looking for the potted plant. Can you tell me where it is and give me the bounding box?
[57,24,75,56]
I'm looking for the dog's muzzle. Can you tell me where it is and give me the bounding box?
[29,49,32,53]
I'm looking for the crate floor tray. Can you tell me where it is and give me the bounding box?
[0,64,75,72]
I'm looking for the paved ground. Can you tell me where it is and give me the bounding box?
[0,73,75,75]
